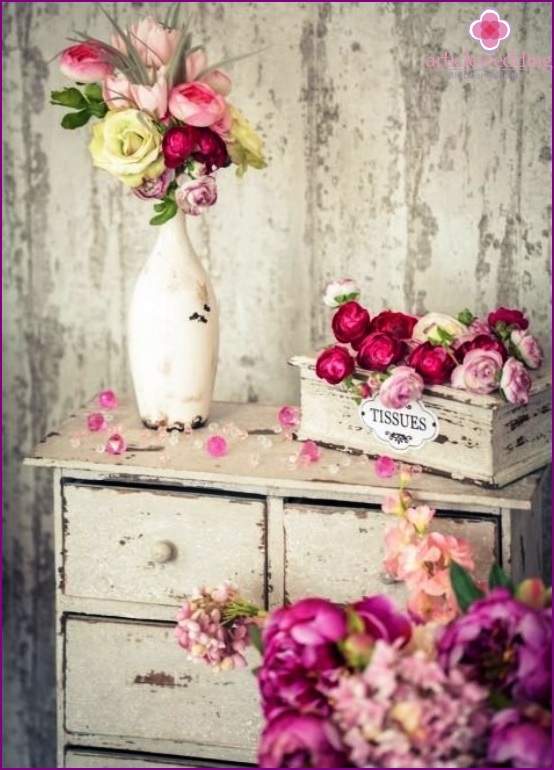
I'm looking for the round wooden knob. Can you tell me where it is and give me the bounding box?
[150,540,176,564]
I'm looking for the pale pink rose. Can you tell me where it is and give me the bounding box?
[60,42,113,83]
[129,70,168,120]
[132,168,174,201]
[185,50,232,96]
[113,17,178,68]
[175,175,217,216]
[168,82,227,127]
[451,348,503,394]
[102,73,135,110]
[500,357,532,405]
[405,505,435,534]
[379,366,424,409]
[323,278,361,308]
[510,329,544,369]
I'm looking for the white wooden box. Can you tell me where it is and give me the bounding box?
[290,355,552,487]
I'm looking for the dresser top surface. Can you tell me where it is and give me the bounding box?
[26,397,546,509]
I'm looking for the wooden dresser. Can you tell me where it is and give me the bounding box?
[27,399,547,769]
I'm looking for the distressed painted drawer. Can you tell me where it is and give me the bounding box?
[283,503,496,603]
[65,617,261,760]
[65,748,252,768]
[62,484,266,607]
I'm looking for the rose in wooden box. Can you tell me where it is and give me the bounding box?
[290,280,551,487]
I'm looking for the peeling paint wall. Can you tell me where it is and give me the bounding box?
[2,2,551,767]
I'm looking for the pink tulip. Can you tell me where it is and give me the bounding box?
[130,70,168,120]
[112,17,178,68]
[185,50,232,96]
[102,73,134,110]
[59,42,113,83]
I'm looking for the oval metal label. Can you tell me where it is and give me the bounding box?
[359,396,439,451]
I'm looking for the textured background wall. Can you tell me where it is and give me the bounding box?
[2,2,551,767]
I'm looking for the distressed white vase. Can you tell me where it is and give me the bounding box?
[127,211,219,429]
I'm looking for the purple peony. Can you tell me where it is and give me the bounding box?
[258,712,350,768]
[351,594,413,645]
[487,706,552,768]
[259,598,347,720]
[437,588,552,706]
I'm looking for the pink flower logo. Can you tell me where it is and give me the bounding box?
[469,9,511,51]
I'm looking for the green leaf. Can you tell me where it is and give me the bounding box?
[61,109,92,129]
[457,308,475,326]
[449,561,485,612]
[149,200,178,226]
[247,623,263,655]
[50,87,87,110]
[488,563,514,592]
[88,101,108,119]
[84,83,103,102]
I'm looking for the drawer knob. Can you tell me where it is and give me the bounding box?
[150,540,177,564]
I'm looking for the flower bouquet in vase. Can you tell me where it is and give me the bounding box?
[51,5,267,429]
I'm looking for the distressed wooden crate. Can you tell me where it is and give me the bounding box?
[290,355,552,487]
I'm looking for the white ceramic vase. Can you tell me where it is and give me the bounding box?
[127,211,219,429]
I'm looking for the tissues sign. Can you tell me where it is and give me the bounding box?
[359,397,439,452]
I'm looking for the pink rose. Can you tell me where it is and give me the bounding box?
[112,17,178,68]
[175,175,218,216]
[168,82,227,127]
[59,42,113,83]
[186,50,232,96]
[102,73,134,110]
[356,332,406,372]
[162,125,199,169]
[315,346,355,385]
[129,71,168,120]
[378,365,424,408]
[510,329,544,369]
[331,301,370,346]
[500,358,532,405]
[451,349,503,394]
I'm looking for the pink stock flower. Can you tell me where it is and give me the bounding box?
[98,389,118,409]
[381,489,413,516]
[59,42,113,83]
[102,72,135,110]
[175,175,218,215]
[378,365,424,408]
[113,17,178,68]
[104,433,126,455]
[129,70,169,120]
[87,412,108,432]
[186,50,232,96]
[510,329,544,369]
[451,348,503,394]
[405,505,435,534]
[168,82,227,127]
[382,520,419,580]
[500,357,532,405]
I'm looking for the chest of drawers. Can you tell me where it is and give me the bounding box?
[28,399,547,768]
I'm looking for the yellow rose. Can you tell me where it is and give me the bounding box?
[227,105,267,178]
[89,109,165,188]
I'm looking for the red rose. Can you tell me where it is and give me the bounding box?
[331,301,370,345]
[407,342,456,384]
[315,346,355,385]
[356,332,407,372]
[457,334,508,363]
[162,125,199,169]
[488,307,529,331]
[194,128,230,171]
[369,310,418,340]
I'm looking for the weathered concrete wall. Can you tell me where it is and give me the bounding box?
[2,2,551,767]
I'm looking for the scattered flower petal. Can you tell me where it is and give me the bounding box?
[87,412,108,432]
[98,389,118,409]
[375,455,397,478]
[328,463,340,476]
[299,440,321,463]
[278,406,300,430]
[105,433,126,455]
[206,435,228,457]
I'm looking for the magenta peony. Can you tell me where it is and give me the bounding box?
[407,342,456,385]
[356,332,406,372]
[258,712,350,768]
[369,310,418,340]
[315,346,355,385]
[331,301,370,345]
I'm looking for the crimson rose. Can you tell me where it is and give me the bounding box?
[162,125,199,168]
[369,310,418,340]
[194,128,230,171]
[331,301,370,345]
[456,334,508,363]
[315,346,354,385]
[488,307,529,331]
[356,332,406,372]
[407,342,456,384]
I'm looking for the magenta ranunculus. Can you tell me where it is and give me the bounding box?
[350,594,412,645]
[315,346,355,385]
[500,357,532,405]
[168,82,227,127]
[258,712,350,768]
[407,342,456,385]
[162,126,199,169]
[378,365,424,408]
[487,706,552,768]
[132,168,174,200]
[456,333,508,363]
[356,332,406,372]
[175,175,217,216]
[59,42,113,83]
[437,588,552,707]
[450,348,503,395]
[259,598,347,720]
[331,301,370,345]
[194,128,230,171]
[510,329,544,369]
[488,306,529,331]
[369,310,418,340]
